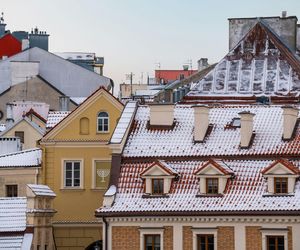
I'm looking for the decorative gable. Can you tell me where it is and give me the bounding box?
[262,159,299,194]
[140,160,178,196]
[194,159,234,195]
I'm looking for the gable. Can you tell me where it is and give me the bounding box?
[262,160,299,175]
[188,21,300,97]
[141,164,172,177]
[42,88,123,142]
[196,164,225,175]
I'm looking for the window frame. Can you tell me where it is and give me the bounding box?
[62,159,84,189]
[92,159,111,190]
[15,131,24,144]
[144,234,161,250]
[206,178,219,194]
[266,235,285,250]
[261,228,288,250]
[6,184,18,197]
[152,178,164,195]
[139,228,164,250]
[197,234,214,250]
[192,228,217,250]
[274,177,288,194]
[97,111,109,133]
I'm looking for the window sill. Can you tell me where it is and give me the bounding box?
[142,194,169,198]
[60,188,85,191]
[262,193,294,197]
[96,131,110,134]
[196,194,224,197]
[90,188,107,191]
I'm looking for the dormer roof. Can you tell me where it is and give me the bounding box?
[194,159,234,176]
[140,160,178,177]
[261,159,300,175]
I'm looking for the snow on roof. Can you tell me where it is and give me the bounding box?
[110,101,137,144]
[70,97,87,105]
[27,184,56,197]
[187,21,300,98]
[0,236,24,249]
[123,105,299,158]
[11,101,50,121]
[99,160,300,214]
[46,111,70,129]
[0,197,27,232]
[0,148,41,167]
[0,124,6,132]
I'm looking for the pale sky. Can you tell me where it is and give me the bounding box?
[2,0,300,88]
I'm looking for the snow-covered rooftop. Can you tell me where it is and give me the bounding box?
[27,184,56,197]
[99,160,300,214]
[46,111,70,129]
[0,148,41,167]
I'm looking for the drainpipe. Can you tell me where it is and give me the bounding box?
[102,216,109,250]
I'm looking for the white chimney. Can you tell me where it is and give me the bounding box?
[6,103,14,127]
[59,96,70,111]
[282,106,298,140]
[149,104,174,126]
[193,105,210,142]
[197,58,209,71]
[21,39,30,50]
[239,111,255,148]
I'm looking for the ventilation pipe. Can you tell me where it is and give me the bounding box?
[193,105,210,142]
[282,106,298,140]
[239,111,255,148]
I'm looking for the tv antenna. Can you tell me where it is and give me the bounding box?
[0,12,4,23]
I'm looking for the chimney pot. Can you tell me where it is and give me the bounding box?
[149,104,174,126]
[238,111,255,148]
[193,105,210,142]
[282,105,298,140]
[197,58,209,71]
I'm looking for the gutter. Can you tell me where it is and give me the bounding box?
[102,216,109,250]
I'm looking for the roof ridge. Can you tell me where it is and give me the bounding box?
[0,148,40,158]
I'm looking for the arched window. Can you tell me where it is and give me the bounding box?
[80,117,89,134]
[97,112,109,132]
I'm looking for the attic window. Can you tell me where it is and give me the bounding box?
[274,177,288,194]
[231,118,241,127]
[152,179,164,194]
[206,178,218,194]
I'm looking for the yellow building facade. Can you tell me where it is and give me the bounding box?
[39,88,124,249]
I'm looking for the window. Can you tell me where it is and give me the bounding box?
[64,161,81,187]
[197,234,214,250]
[206,178,218,194]
[15,131,24,143]
[6,185,18,197]
[274,177,288,194]
[152,179,164,194]
[267,236,284,250]
[144,235,160,250]
[97,112,109,132]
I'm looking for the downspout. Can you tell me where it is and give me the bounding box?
[102,216,109,250]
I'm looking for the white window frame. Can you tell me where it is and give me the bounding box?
[261,228,288,250]
[192,227,218,250]
[61,159,84,189]
[139,228,164,250]
[97,111,109,133]
[92,159,111,189]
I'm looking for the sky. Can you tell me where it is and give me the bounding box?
[1,0,300,89]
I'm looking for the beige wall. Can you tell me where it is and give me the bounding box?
[0,76,77,122]
[3,120,42,149]
[119,83,148,99]
[0,168,38,196]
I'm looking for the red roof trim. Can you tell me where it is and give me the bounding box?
[261,159,300,174]
[194,159,233,175]
[25,108,47,123]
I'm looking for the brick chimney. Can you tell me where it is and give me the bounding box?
[282,106,298,140]
[239,111,255,148]
[193,105,210,142]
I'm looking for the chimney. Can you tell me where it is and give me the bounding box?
[149,104,174,126]
[0,13,6,37]
[197,58,209,71]
[21,39,30,50]
[239,111,255,148]
[29,27,49,51]
[6,103,14,127]
[282,106,298,140]
[59,96,70,111]
[193,105,210,142]
[282,11,287,18]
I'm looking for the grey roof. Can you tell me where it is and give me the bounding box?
[0,47,111,97]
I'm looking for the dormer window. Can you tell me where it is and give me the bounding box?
[194,159,234,196]
[261,159,299,195]
[152,179,164,194]
[274,177,288,194]
[206,178,218,194]
[140,160,178,197]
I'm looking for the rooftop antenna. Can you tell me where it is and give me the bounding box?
[0,12,4,24]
